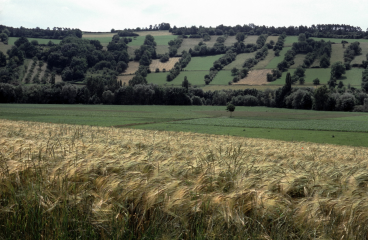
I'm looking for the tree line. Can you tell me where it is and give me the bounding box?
[0,25,82,39]
[170,23,367,39]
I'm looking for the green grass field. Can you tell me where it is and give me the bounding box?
[223,52,257,70]
[265,47,292,69]
[81,36,112,44]
[211,70,232,85]
[146,72,173,85]
[8,37,61,45]
[289,54,306,68]
[176,71,208,86]
[1,104,368,147]
[283,36,298,46]
[147,70,209,86]
[253,51,276,69]
[351,42,368,65]
[184,55,224,71]
[268,68,362,87]
[331,43,346,63]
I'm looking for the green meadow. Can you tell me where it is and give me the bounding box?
[1,104,368,147]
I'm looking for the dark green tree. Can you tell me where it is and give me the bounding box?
[235,32,245,42]
[226,103,235,117]
[330,62,346,79]
[313,85,329,110]
[182,76,189,90]
[0,52,6,67]
[313,78,320,85]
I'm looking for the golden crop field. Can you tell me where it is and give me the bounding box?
[1,119,368,238]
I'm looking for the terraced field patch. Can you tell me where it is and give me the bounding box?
[233,69,272,85]
[149,57,180,72]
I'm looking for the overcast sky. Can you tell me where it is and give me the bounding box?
[0,0,367,32]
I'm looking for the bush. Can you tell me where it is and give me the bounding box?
[155,68,160,73]
[313,78,320,85]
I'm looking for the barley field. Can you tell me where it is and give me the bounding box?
[1,119,368,239]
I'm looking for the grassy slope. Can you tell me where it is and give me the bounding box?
[269,68,362,87]
[211,70,232,85]
[331,43,346,63]
[289,54,306,68]
[184,55,224,70]
[1,104,368,147]
[0,42,12,55]
[351,42,368,65]
[265,47,292,69]
[223,52,257,70]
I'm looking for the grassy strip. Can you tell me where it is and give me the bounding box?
[172,117,368,133]
[265,47,291,69]
[133,122,368,147]
[184,55,224,71]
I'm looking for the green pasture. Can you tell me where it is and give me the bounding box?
[146,72,178,86]
[176,71,208,86]
[1,104,368,147]
[267,68,362,87]
[265,47,292,69]
[351,42,368,65]
[211,70,233,85]
[289,54,306,68]
[331,44,346,63]
[254,51,276,69]
[81,36,112,44]
[283,36,298,46]
[223,52,257,70]
[8,37,61,45]
[146,70,211,87]
[184,55,224,71]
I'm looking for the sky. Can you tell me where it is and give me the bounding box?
[0,0,367,32]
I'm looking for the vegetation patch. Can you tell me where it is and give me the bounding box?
[330,43,346,63]
[122,61,140,75]
[265,47,292,69]
[283,36,298,46]
[223,52,257,70]
[243,35,258,44]
[233,69,272,85]
[289,54,307,68]
[184,55,224,71]
[0,42,12,54]
[149,57,180,72]
[351,42,368,65]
